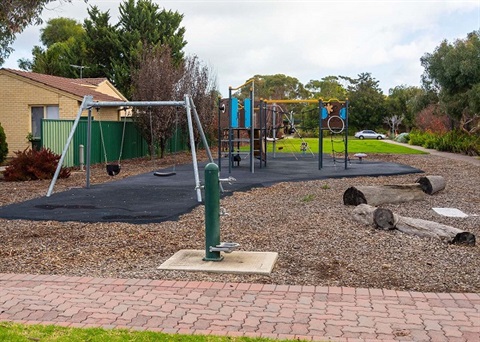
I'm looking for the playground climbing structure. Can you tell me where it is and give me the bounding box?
[218,79,349,172]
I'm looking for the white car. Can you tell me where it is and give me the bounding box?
[354,130,386,140]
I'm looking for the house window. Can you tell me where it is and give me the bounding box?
[31,107,43,139]
[31,105,59,138]
[46,106,59,119]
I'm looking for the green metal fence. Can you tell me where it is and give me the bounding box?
[41,119,188,167]
[41,120,75,166]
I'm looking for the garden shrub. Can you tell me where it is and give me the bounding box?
[408,130,429,146]
[422,133,438,149]
[395,132,409,143]
[408,129,479,156]
[3,148,70,181]
[439,130,480,156]
[0,122,8,164]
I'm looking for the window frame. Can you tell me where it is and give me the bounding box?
[30,105,60,139]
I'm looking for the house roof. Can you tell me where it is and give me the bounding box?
[71,78,107,87]
[0,68,125,103]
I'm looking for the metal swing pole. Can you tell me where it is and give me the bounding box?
[185,94,202,202]
[47,95,92,197]
[188,96,224,193]
[86,106,92,188]
[188,96,216,166]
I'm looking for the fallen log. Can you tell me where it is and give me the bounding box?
[352,204,475,246]
[343,175,446,206]
[343,184,426,206]
[415,175,446,195]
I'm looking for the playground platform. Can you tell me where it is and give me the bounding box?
[0,154,423,224]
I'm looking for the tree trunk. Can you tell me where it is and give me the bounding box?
[415,175,446,195]
[352,204,475,246]
[343,184,426,206]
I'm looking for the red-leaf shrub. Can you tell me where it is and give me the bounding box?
[3,148,70,181]
[415,104,450,133]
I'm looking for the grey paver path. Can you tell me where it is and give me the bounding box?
[383,140,480,166]
[1,273,479,341]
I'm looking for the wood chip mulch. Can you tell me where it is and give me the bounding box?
[0,152,479,293]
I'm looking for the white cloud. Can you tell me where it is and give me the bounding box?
[3,0,479,95]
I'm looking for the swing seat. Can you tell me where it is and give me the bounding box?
[106,164,121,176]
[154,171,176,177]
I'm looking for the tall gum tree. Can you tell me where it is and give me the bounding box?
[421,31,480,134]
[0,0,76,65]
[343,73,386,132]
[110,0,187,98]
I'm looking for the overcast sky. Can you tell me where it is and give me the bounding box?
[3,0,480,96]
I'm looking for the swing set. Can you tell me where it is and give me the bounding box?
[96,106,127,176]
[150,105,180,177]
[47,94,216,202]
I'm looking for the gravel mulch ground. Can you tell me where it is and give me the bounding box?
[0,152,479,293]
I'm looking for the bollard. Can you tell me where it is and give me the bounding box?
[79,144,85,171]
[203,163,223,261]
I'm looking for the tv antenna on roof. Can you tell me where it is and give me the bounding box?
[70,64,90,79]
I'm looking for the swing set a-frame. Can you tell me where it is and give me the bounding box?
[47,94,216,202]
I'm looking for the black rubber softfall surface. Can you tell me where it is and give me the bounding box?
[0,154,423,224]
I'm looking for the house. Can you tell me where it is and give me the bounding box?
[0,68,127,157]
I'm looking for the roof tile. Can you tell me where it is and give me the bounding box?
[1,68,124,102]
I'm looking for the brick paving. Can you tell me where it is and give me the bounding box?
[0,274,478,341]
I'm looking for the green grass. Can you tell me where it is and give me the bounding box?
[301,194,316,202]
[0,322,306,342]
[245,137,426,155]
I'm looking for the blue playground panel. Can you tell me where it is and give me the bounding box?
[321,107,328,119]
[244,99,251,128]
[230,98,239,128]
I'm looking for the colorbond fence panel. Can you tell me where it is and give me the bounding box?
[42,119,149,167]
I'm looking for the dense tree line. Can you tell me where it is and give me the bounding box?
[7,0,216,158]
[233,28,479,136]
[421,31,480,135]
[2,1,478,137]
[17,0,187,99]
[0,0,71,65]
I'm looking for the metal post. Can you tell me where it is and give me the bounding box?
[189,96,217,166]
[47,95,91,197]
[273,104,277,158]
[319,100,324,170]
[185,94,202,202]
[345,100,349,170]
[218,96,222,171]
[79,144,84,171]
[203,162,223,261]
[259,101,264,169]
[188,96,224,193]
[249,86,254,173]
[86,107,92,188]
[228,87,233,174]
